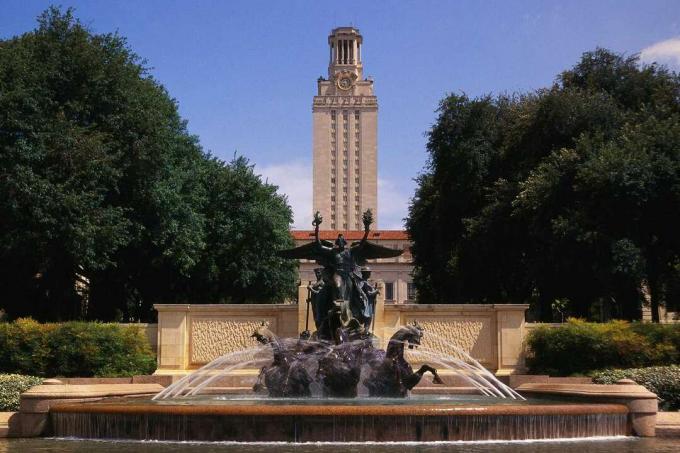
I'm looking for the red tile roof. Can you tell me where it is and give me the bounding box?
[291,230,409,241]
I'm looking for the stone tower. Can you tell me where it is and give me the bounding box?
[313,27,378,230]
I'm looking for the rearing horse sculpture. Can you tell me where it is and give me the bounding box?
[363,322,444,397]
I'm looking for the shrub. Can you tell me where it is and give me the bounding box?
[526,319,680,376]
[0,319,156,377]
[0,374,43,411]
[592,366,680,411]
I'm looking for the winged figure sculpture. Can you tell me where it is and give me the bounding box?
[277,209,402,342]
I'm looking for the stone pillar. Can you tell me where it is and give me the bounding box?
[154,305,190,374]
[495,304,528,375]
[616,379,658,437]
[297,283,310,335]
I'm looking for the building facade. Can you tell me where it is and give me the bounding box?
[293,26,414,304]
[312,27,378,230]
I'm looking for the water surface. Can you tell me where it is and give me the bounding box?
[2,437,680,452]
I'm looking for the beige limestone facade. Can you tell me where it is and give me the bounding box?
[313,27,378,230]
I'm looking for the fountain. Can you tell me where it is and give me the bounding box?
[47,211,634,442]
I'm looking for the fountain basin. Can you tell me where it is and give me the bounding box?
[49,397,630,442]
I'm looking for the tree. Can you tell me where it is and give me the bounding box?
[407,49,680,322]
[184,156,298,304]
[0,8,297,321]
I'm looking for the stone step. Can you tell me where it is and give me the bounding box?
[656,411,680,437]
[0,412,17,438]
[656,426,680,438]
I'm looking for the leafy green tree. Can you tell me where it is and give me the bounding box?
[183,156,297,304]
[407,49,680,322]
[0,8,297,321]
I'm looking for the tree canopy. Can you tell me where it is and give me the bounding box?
[0,7,297,322]
[407,49,680,322]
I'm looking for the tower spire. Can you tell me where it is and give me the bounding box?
[328,27,363,80]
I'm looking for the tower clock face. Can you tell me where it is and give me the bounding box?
[337,76,352,90]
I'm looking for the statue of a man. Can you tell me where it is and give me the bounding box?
[357,266,379,329]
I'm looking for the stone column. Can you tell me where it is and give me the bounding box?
[154,304,190,375]
[297,283,310,335]
[494,304,528,375]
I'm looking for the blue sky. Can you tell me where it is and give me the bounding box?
[2,1,680,229]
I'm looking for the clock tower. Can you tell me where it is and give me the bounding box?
[313,27,378,230]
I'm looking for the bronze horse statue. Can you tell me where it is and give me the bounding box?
[363,323,444,397]
[252,321,444,398]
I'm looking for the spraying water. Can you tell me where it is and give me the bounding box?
[154,325,523,400]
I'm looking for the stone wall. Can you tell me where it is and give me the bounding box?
[377,303,527,375]
[154,304,298,374]
[154,297,528,376]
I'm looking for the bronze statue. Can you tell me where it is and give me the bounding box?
[363,322,444,397]
[253,212,444,398]
[277,209,401,342]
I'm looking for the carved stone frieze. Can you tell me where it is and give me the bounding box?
[190,317,275,365]
[403,317,491,364]
[313,96,377,107]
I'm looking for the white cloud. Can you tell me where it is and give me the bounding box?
[258,161,312,229]
[640,37,680,70]
[258,164,410,231]
[378,178,410,230]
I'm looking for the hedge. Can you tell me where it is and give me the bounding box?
[592,366,680,411]
[0,374,43,411]
[526,319,680,376]
[0,319,156,377]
